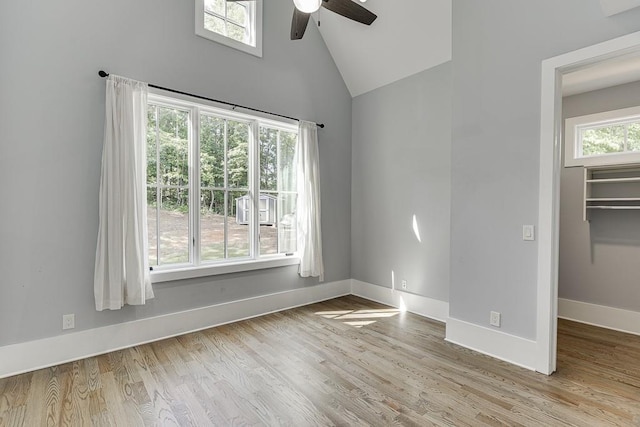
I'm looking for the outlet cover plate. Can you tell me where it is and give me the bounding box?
[63,314,75,330]
[490,311,501,327]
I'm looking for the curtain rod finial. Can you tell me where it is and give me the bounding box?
[98,70,109,78]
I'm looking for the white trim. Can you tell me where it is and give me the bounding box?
[152,256,300,283]
[558,298,640,336]
[148,93,298,131]
[348,281,540,370]
[445,317,538,371]
[350,280,449,323]
[538,30,640,376]
[0,280,350,379]
[537,58,562,375]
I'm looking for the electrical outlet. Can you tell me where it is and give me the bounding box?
[401,280,407,290]
[62,314,75,330]
[490,311,501,327]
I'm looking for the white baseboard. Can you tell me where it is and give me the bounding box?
[351,281,539,371]
[558,298,640,336]
[445,317,537,371]
[350,280,449,322]
[0,280,351,379]
[4,278,559,379]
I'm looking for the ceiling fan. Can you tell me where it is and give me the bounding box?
[228,0,377,40]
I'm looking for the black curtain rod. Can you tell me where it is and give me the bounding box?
[98,70,325,129]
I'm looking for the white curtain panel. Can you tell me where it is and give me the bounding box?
[296,121,324,281]
[94,75,154,311]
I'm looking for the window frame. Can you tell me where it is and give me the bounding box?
[564,105,640,167]
[147,91,299,283]
[195,0,263,58]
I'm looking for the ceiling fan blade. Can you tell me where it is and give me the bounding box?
[321,0,377,25]
[291,8,311,40]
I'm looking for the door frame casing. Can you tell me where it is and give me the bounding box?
[536,30,640,375]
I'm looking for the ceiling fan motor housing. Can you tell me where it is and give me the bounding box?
[293,0,322,14]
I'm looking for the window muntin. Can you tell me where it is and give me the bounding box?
[204,0,249,44]
[195,0,262,57]
[146,94,298,275]
[565,106,640,167]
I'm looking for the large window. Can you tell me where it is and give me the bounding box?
[195,0,262,57]
[565,106,640,167]
[146,94,298,281]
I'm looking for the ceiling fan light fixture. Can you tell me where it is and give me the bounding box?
[293,0,322,13]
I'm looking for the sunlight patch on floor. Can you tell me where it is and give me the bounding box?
[315,308,401,328]
[343,320,378,328]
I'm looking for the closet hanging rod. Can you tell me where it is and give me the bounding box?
[98,70,325,129]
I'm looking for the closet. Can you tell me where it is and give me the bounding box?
[583,164,640,221]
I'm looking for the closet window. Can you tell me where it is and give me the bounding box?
[565,106,640,167]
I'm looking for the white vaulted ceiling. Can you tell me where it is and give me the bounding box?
[599,0,640,16]
[314,0,452,97]
[305,0,639,98]
[563,52,640,96]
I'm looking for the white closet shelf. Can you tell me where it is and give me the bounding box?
[585,177,640,183]
[586,197,640,201]
[583,164,640,221]
[587,206,640,210]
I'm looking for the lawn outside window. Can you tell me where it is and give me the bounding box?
[146,93,299,283]
[565,105,640,167]
[195,0,262,57]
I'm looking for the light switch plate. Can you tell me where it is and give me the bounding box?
[523,225,535,241]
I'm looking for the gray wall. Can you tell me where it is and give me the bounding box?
[351,63,452,302]
[450,0,640,339]
[560,81,640,312]
[0,0,352,346]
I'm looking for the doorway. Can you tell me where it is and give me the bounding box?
[537,30,640,375]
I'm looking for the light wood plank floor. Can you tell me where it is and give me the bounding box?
[1,295,640,426]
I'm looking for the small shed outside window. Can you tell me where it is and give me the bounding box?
[236,194,277,225]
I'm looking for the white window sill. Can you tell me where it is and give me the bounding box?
[151,256,300,284]
[565,153,640,168]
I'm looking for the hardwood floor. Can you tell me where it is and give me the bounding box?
[1,295,640,426]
